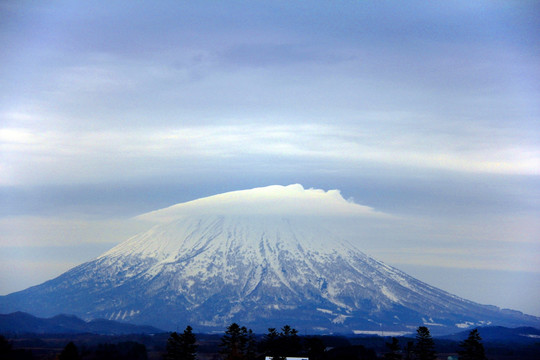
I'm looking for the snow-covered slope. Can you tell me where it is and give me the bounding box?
[0,185,538,334]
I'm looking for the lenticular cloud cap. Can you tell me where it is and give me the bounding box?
[137,184,383,222]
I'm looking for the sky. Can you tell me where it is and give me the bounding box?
[0,1,539,316]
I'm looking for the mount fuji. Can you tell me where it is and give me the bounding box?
[1,185,538,334]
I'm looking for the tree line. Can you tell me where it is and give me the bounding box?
[383,326,486,360]
[0,325,488,359]
[164,324,487,360]
[165,323,307,360]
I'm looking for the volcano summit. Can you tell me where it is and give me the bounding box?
[1,185,538,334]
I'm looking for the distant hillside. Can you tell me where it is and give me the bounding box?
[441,325,540,344]
[0,311,162,335]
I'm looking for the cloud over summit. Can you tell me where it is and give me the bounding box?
[138,184,383,222]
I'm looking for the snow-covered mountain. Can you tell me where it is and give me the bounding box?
[0,185,538,334]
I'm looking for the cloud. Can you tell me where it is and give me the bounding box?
[1,1,538,188]
[137,184,385,222]
[2,122,538,186]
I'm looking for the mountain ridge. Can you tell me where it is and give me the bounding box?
[441,325,540,344]
[0,311,162,335]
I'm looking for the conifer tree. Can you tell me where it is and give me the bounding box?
[280,325,301,356]
[0,335,13,359]
[404,341,414,360]
[304,337,326,360]
[414,326,436,360]
[384,337,402,360]
[262,328,285,360]
[164,325,197,360]
[458,329,487,360]
[220,323,250,360]
[261,325,301,360]
[59,341,80,360]
[245,329,257,360]
[0,335,12,354]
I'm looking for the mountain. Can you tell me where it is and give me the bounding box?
[0,311,162,335]
[0,184,538,334]
[441,326,540,344]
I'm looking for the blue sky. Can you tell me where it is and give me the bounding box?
[1,1,539,316]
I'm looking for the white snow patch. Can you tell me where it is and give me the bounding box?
[455,322,474,329]
[332,314,351,324]
[317,308,334,314]
[353,330,412,336]
[313,327,328,331]
[381,286,400,303]
[422,317,443,326]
